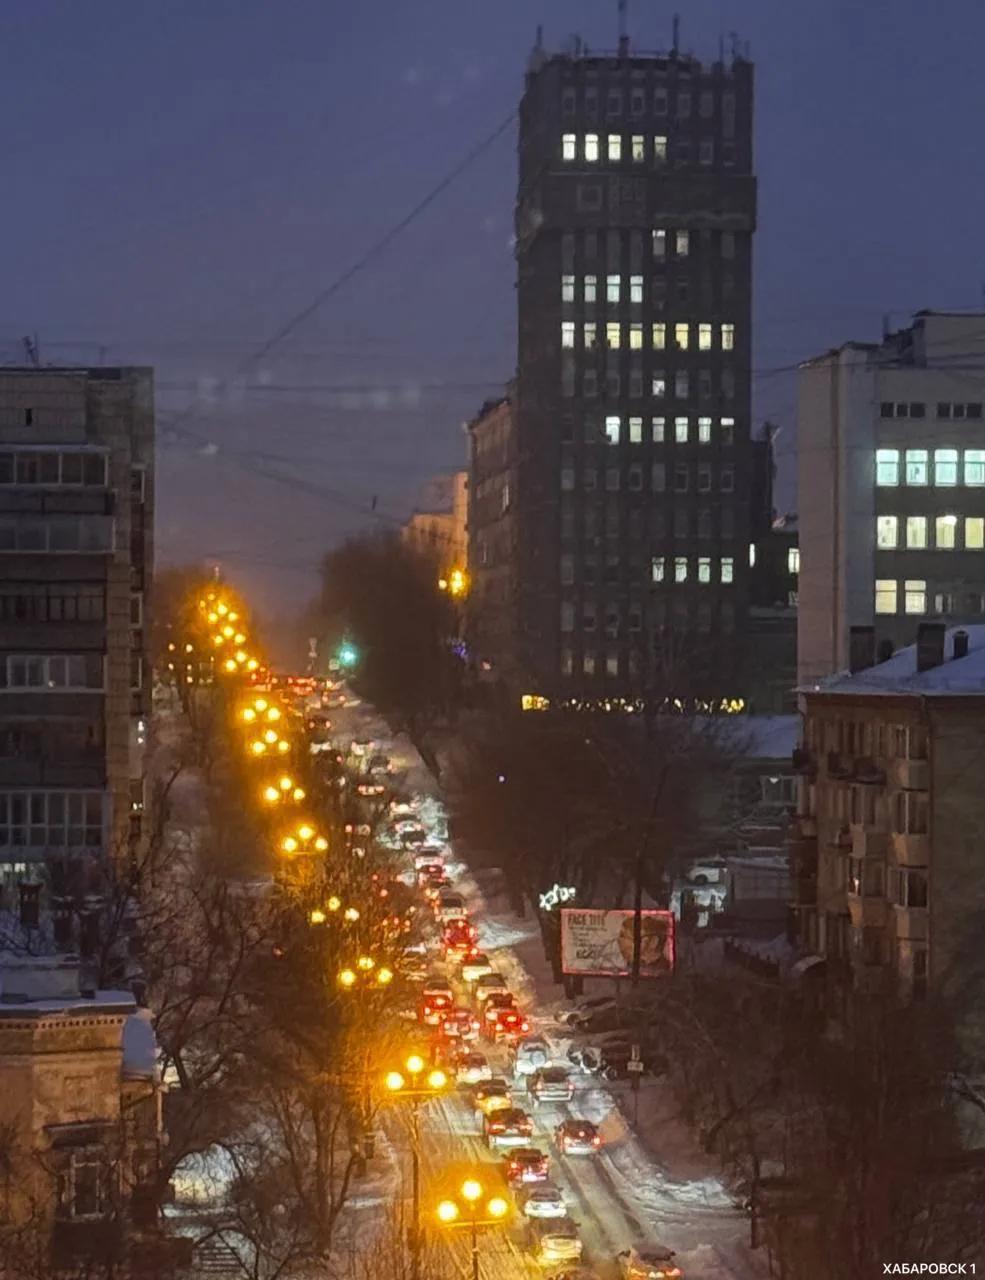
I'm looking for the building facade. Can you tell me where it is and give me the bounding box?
[513,36,759,703]
[798,311,985,683]
[402,470,468,573]
[791,622,985,1010]
[0,368,154,885]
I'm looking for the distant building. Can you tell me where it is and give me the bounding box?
[0,954,162,1264]
[791,621,985,1011]
[0,368,154,886]
[511,33,765,705]
[745,513,799,713]
[402,471,468,572]
[798,312,985,683]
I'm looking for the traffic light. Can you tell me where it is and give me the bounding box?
[338,642,358,669]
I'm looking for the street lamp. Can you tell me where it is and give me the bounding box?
[434,1175,509,1280]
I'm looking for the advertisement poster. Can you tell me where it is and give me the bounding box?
[560,908,675,977]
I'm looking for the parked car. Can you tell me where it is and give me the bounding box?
[504,1146,550,1185]
[617,1245,682,1279]
[528,1067,574,1105]
[555,1119,601,1155]
[554,995,617,1029]
[484,1107,533,1150]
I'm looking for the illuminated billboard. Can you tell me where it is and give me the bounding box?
[560,908,675,977]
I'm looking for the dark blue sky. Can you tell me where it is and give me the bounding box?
[4,0,985,617]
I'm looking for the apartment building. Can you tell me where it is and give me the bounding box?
[0,368,154,887]
[791,622,985,1008]
[798,311,985,683]
[402,470,468,573]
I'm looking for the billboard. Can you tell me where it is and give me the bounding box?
[560,908,675,977]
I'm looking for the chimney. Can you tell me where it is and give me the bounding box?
[916,622,946,672]
[19,882,40,930]
[953,629,970,660]
[848,625,876,673]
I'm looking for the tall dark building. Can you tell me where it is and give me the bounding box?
[511,35,759,704]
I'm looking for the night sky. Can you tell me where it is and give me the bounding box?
[4,0,985,620]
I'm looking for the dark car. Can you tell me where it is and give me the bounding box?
[484,1107,533,1150]
[504,1146,550,1185]
[529,1067,575,1104]
[555,1119,601,1155]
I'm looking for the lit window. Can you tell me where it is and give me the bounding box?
[561,275,575,303]
[606,274,621,303]
[905,449,928,485]
[674,557,688,583]
[675,416,689,443]
[583,651,596,675]
[562,134,577,161]
[906,516,927,549]
[652,323,666,349]
[721,323,735,350]
[748,542,757,567]
[674,323,689,350]
[936,514,957,549]
[629,416,643,443]
[606,651,619,677]
[904,579,927,615]
[966,517,985,549]
[585,133,599,162]
[608,134,622,162]
[654,135,668,164]
[629,324,643,350]
[652,373,666,398]
[652,228,666,259]
[651,417,665,442]
[606,323,621,349]
[721,557,734,584]
[874,580,897,614]
[561,322,575,348]
[697,416,712,443]
[675,371,689,398]
[605,416,621,445]
[934,448,958,485]
[631,135,645,162]
[698,323,712,350]
[876,515,898,548]
[788,547,800,574]
[721,416,735,444]
[876,448,900,486]
[965,449,985,485]
[629,275,643,303]
[697,557,712,583]
[584,275,597,303]
[584,322,597,349]
[676,230,689,257]
[651,556,665,582]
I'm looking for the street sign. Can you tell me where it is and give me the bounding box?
[627,1060,644,1074]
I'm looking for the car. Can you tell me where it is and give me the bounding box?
[484,1107,533,1149]
[435,893,467,924]
[555,1119,601,1155]
[519,1183,567,1219]
[529,1067,574,1105]
[356,782,386,797]
[439,1007,480,1042]
[454,1051,493,1086]
[420,984,454,1026]
[479,993,518,1037]
[504,1146,550,1185]
[367,753,392,776]
[420,869,449,894]
[401,827,429,848]
[555,995,618,1029]
[529,1218,583,1269]
[460,951,494,984]
[490,1006,530,1043]
[510,1034,551,1080]
[473,973,511,1007]
[473,1079,513,1118]
[442,920,478,957]
[414,850,444,871]
[617,1245,682,1279]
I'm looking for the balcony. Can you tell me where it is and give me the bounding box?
[891,832,930,866]
[846,893,889,929]
[893,904,928,942]
[889,758,929,791]
[850,825,889,859]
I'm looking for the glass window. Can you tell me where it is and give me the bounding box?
[720,416,734,445]
[651,462,666,492]
[721,557,734,584]
[875,579,898,614]
[585,133,599,162]
[906,516,927,549]
[561,275,575,302]
[934,449,958,485]
[720,323,735,350]
[697,557,711,584]
[606,274,620,304]
[562,134,577,161]
[674,464,688,492]
[560,555,575,586]
[654,135,667,164]
[699,138,714,166]
[964,449,985,485]
[652,373,666,398]
[721,231,735,259]
[674,557,688,583]
[652,323,666,350]
[652,228,666,259]
[560,602,574,632]
[583,651,596,675]
[697,464,712,493]
[560,465,575,492]
[674,416,689,443]
[628,416,643,444]
[788,547,800,574]
[628,324,643,350]
[607,90,622,117]
[675,230,689,257]
[698,323,712,350]
[904,579,927,615]
[561,322,575,348]
[876,515,898,549]
[697,416,712,443]
[674,323,689,350]
[606,323,621,349]
[584,322,597,349]
[584,275,597,303]
[904,449,928,485]
[608,133,622,161]
[651,417,665,443]
[675,371,689,398]
[936,515,957,549]
[631,134,645,162]
[876,449,900,486]
[966,517,985,550]
[629,275,643,303]
[651,556,665,583]
[721,466,735,493]
[605,416,621,445]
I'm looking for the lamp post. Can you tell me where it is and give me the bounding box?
[435,1177,509,1280]
[384,1056,450,1280]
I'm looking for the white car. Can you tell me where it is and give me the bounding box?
[520,1183,566,1220]
[455,1052,493,1086]
[435,894,468,924]
[555,995,617,1029]
[617,1244,682,1279]
[460,952,494,984]
[529,1218,582,1269]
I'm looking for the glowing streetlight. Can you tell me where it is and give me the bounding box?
[338,968,357,988]
[436,1200,459,1224]
[310,909,326,925]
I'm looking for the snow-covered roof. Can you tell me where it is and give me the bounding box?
[699,715,798,759]
[802,626,985,697]
[122,1008,158,1079]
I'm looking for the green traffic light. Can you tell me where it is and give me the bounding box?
[338,644,358,668]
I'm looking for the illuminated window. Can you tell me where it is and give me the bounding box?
[652,372,666,398]
[629,275,643,303]
[905,449,928,485]
[936,514,957,549]
[674,323,689,350]
[904,579,927,615]
[606,274,621,303]
[606,323,621,349]
[605,651,619,677]
[631,135,645,162]
[674,557,688,582]
[561,275,575,302]
[906,516,927,549]
[721,557,734,584]
[608,134,622,162]
[721,323,735,350]
[965,449,985,485]
[876,515,898,548]
[697,416,712,443]
[629,416,643,444]
[675,371,689,398]
[652,228,666,259]
[876,580,898,616]
[651,417,665,442]
[676,230,689,256]
[698,323,712,350]
[584,322,597,349]
[585,134,599,162]
[562,134,577,161]
[652,323,666,349]
[934,448,958,485]
[629,324,643,350]
[584,275,597,303]
[966,517,985,549]
[698,557,711,583]
[876,449,900,486]
[675,416,689,443]
[654,135,668,164]
[788,547,800,574]
[583,651,596,675]
[605,416,621,445]
[748,542,757,567]
[651,556,665,582]
[721,416,735,444]
[561,322,575,348]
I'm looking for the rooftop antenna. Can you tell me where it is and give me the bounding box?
[672,13,680,56]
[535,23,543,50]
[21,334,40,367]
[618,0,629,56]
[729,31,739,61]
